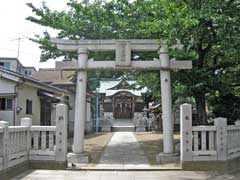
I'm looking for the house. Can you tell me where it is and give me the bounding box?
[0,65,67,125]
[0,57,36,76]
[31,67,94,134]
[23,66,37,76]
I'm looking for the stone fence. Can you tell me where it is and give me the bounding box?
[0,102,68,172]
[181,103,240,162]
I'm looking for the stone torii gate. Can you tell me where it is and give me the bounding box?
[51,39,192,164]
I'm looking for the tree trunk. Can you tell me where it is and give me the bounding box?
[195,93,208,125]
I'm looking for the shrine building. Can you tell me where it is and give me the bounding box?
[98,76,147,121]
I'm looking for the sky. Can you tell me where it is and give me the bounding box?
[0,0,70,69]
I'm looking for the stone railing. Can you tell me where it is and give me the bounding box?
[227,125,240,159]
[0,102,68,172]
[181,103,240,162]
[29,126,56,161]
[0,124,29,171]
[191,125,217,161]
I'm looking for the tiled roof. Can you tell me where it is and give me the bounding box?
[0,66,68,94]
[99,77,147,97]
[31,69,75,85]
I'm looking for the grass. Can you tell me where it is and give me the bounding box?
[68,132,113,166]
[135,131,180,166]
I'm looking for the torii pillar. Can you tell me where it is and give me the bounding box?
[156,45,179,163]
[67,48,89,163]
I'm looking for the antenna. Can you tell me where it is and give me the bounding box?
[10,36,28,59]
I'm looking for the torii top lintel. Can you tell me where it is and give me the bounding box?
[51,38,192,71]
[50,38,160,52]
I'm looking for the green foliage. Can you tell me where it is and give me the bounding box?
[209,93,240,124]
[133,71,160,99]
[26,0,240,124]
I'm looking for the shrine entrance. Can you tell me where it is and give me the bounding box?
[51,38,192,164]
[114,95,133,119]
[112,92,137,119]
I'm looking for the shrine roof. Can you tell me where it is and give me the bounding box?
[98,77,147,97]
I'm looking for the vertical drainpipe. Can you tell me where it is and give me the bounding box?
[13,84,18,125]
[96,89,99,132]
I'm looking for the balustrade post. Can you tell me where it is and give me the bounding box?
[214,117,227,160]
[55,101,68,162]
[0,121,9,169]
[180,103,193,162]
[21,117,32,153]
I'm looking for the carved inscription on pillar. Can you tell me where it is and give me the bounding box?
[115,40,131,66]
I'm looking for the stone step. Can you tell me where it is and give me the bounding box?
[112,126,135,132]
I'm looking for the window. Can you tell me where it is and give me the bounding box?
[26,99,32,114]
[0,98,13,110]
[25,70,32,76]
[6,99,13,110]
[4,62,11,69]
[0,98,5,110]
[0,62,11,69]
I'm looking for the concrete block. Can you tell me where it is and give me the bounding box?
[20,117,32,127]
[136,127,146,132]
[156,152,180,164]
[67,152,89,164]
[101,126,112,132]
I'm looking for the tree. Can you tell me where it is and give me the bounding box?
[136,0,240,124]
[26,0,240,125]
[172,0,240,124]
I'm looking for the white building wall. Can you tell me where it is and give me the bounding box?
[0,78,16,94]
[0,111,14,124]
[0,59,18,72]
[16,85,41,125]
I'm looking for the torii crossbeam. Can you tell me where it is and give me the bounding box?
[51,38,192,164]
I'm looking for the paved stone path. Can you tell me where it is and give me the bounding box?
[96,132,150,169]
[13,169,239,180]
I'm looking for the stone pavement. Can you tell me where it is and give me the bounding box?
[96,132,150,169]
[12,169,240,180]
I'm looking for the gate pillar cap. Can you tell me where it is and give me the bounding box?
[78,48,88,54]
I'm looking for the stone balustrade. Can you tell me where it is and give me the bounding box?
[181,103,240,162]
[0,102,68,172]
[29,126,56,161]
[227,125,240,159]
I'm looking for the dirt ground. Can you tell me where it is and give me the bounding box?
[68,133,113,165]
[135,131,180,166]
